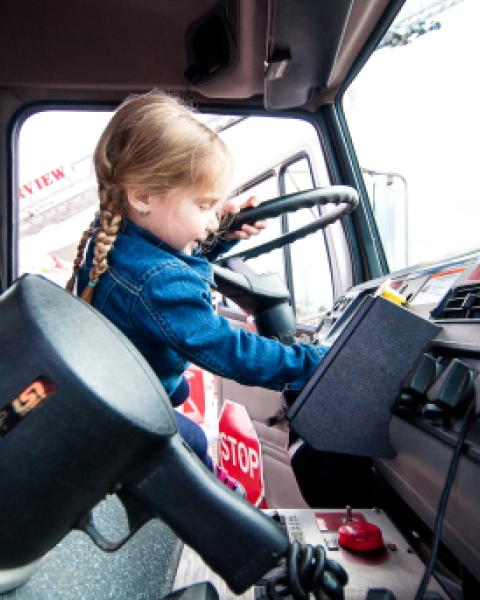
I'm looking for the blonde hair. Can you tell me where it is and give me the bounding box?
[66,91,233,302]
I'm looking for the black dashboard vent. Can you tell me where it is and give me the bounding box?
[432,283,480,320]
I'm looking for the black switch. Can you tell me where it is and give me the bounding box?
[403,354,440,398]
[427,358,476,411]
[366,590,396,600]
[421,402,444,419]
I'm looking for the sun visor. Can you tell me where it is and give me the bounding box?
[264,0,354,109]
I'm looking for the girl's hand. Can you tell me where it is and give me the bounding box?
[221,196,267,240]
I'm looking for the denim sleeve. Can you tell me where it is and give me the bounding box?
[137,264,327,391]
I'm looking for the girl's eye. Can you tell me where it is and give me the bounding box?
[199,204,212,211]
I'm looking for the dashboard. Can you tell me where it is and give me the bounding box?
[310,251,480,579]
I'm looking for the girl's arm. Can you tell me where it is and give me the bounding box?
[137,264,327,391]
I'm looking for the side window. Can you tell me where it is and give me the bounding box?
[225,175,285,280]
[18,111,111,286]
[282,157,333,321]
[219,117,333,322]
[361,170,408,270]
[17,111,334,323]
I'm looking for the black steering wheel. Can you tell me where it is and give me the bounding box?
[213,185,358,343]
[217,185,358,263]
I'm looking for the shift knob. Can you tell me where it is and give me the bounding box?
[337,507,384,552]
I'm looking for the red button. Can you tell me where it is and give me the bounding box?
[338,520,384,552]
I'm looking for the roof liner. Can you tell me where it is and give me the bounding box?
[0,0,390,111]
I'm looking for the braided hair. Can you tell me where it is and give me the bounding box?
[66,91,232,303]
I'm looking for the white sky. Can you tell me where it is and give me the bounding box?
[19,111,322,190]
[345,0,480,265]
[19,111,111,181]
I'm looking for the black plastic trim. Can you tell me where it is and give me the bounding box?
[315,105,370,283]
[331,102,387,280]
[394,410,480,465]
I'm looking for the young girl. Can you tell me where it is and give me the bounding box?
[67,92,327,494]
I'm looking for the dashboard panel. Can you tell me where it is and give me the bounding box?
[311,251,480,579]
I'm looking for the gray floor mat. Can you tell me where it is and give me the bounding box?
[1,495,182,600]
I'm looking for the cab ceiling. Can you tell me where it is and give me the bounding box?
[0,0,390,110]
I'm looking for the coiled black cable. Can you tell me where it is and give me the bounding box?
[265,541,348,600]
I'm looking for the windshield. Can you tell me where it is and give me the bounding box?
[344,0,480,272]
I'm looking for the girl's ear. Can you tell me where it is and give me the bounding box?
[127,188,152,216]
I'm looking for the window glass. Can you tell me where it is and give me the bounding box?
[219,118,333,318]
[344,0,480,271]
[283,158,333,321]
[19,111,111,285]
[283,157,314,195]
[224,176,285,280]
[18,112,332,316]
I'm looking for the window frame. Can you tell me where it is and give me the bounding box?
[219,150,334,320]
[10,103,355,310]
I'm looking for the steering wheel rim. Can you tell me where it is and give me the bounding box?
[217,185,358,263]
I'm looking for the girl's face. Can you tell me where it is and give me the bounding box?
[131,185,224,255]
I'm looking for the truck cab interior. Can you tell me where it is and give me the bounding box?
[1,1,479,599]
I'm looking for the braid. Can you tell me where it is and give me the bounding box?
[67,92,233,303]
[65,223,96,293]
[80,188,122,304]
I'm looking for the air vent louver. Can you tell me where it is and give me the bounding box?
[432,283,480,320]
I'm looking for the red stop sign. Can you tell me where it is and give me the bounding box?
[218,400,264,506]
[177,366,205,425]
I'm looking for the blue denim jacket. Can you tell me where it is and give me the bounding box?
[78,221,327,396]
